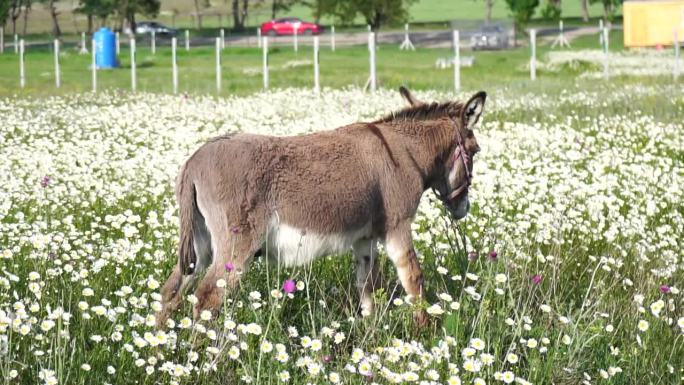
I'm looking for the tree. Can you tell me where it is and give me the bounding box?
[589,0,621,23]
[302,0,336,24]
[9,0,23,35]
[540,0,561,21]
[271,0,299,19]
[117,0,160,35]
[37,0,61,37]
[580,0,589,22]
[483,0,495,24]
[230,0,249,31]
[21,0,30,35]
[192,0,210,29]
[76,0,116,34]
[504,0,539,46]
[322,0,416,31]
[0,1,10,27]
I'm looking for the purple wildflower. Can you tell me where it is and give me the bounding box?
[282,279,296,294]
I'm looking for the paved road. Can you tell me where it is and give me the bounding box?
[7,26,610,51]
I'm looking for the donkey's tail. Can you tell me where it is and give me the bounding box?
[177,162,197,275]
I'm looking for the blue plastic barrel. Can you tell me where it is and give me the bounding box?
[93,27,118,69]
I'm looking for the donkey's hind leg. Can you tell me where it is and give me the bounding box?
[193,225,261,320]
[157,265,193,328]
[353,238,383,317]
[157,215,213,328]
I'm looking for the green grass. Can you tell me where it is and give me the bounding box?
[0,29,625,97]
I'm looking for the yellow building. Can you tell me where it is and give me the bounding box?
[623,0,684,47]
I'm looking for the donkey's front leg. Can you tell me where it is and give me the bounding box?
[385,223,429,327]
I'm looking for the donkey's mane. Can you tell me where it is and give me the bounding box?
[373,101,464,123]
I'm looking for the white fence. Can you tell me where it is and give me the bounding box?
[2,23,679,94]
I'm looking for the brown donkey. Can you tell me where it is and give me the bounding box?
[157,87,486,327]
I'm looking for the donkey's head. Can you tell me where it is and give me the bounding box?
[399,87,487,220]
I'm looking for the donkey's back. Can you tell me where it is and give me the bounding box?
[179,125,401,273]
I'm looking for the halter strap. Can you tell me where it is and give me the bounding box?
[446,126,472,202]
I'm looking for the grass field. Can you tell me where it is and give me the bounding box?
[0,30,625,97]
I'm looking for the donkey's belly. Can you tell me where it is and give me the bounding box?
[265,220,371,267]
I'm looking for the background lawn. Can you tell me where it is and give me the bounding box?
[0,29,626,97]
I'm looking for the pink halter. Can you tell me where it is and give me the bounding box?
[446,128,472,202]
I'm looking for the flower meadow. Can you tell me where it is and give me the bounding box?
[0,85,683,385]
[543,49,681,78]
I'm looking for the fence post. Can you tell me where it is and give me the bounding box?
[15,34,19,54]
[257,28,262,48]
[19,39,24,88]
[400,23,415,50]
[674,29,680,81]
[453,30,460,92]
[263,36,269,90]
[172,37,178,94]
[294,24,299,52]
[331,25,335,52]
[599,19,604,47]
[603,27,609,79]
[151,30,156,54]
[54,39,60,88]
[530,29,536,81]
[185,30,190,51]
[79,32,88,54]
[551,20,570,48]
[220,29,225,49]
[131,38,136,91]
[216,37,221,93]
[91,39,97,92]
[116,31,120,56]
[314,35,320,93]
[368,32,376,92]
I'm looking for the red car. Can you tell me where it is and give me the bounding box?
[260,17,322,36]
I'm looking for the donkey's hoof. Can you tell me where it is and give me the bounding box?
[193,303,219,322]
[413,309,429,327]
[192,304,202,321]
[155,313,168,329]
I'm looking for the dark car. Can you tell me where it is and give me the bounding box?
[125,21,178,37]
[260,18,322,36]
[470,24,509,50]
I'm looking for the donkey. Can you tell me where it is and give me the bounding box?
[157,87,486,327]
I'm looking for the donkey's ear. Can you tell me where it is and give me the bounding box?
[461,91,487,129]
[399,86,423,107]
